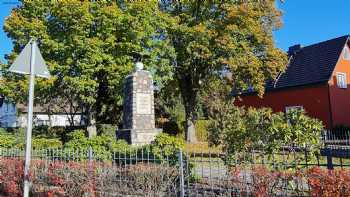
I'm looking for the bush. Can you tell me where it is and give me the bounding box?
[151,133,184,156]
[231,165,302,196]
[230,165,350,197]
[64,130,133,160]
[0,133,17,149]
[33,138,62,150]
[208,103,323,163]
[64,130,112,160]
[162,120,181,136]
[15,138,62,150]
[195,120,209,142]
[111,139,133,153]
[150,133,185,165]
[96,124,117,137]
[159,97,186,137]
[0,129,64,150]
[307,167,350,196]
[34,160,98,196]
[0,158,179,196]
[97,163,178,195]
[0,158,24,196]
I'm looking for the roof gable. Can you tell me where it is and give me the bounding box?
[267,35,349,90]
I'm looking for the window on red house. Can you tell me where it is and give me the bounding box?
[336,72,347,89]
[285,106,304,114]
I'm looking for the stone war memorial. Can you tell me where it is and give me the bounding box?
[116,60,161,145]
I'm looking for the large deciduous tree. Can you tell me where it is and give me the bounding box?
[2,0,288,143]
[161,0,288,142]
[2,0,175,134]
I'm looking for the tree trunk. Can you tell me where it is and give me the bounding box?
[179,75,198,143]
[185,111,197,143]
[85,106,97,138]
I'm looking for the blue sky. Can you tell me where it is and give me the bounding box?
[0,0,18,63]
[0,1,349,63]
[275,0,350,50]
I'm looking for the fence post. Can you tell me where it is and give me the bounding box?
[88,146,93,161]
[304,146,308,168]
[326,148,334,170]
[179,149,185,197]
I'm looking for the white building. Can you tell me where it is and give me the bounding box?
[0,101,85,128]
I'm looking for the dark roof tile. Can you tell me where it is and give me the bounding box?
[267,35,349,90]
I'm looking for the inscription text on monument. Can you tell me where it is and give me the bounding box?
[136,93,151,114]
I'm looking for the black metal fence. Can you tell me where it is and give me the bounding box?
[0,130,349,196]
[321,130,350,169]
[0,144,349,196]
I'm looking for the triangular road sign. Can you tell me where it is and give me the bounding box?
[9,40,50,78]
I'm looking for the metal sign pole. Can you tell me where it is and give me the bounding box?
[8,38,50,196]
[23,40,36,197]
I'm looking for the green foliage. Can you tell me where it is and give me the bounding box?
[0,133,17,148]
[151,133,185,161]
[96,124,117,137]
[33,138,62,150]
[64,130,111,159]
[0,129,62,150]
[2,1,288,141]
[195,120,209,142]
[15,138,62,150]
[32,125,51,137]
[111,139,133,153]
[162,120,182,136]
[64,130,113,151]
[157,94,186,137]
[64,130,133,160]
[159,1,288,142]
[208,101,323,159]
[2,0,176,126]
[285,109,323,147]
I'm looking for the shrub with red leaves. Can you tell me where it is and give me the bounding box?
[307,167,350,197]
[33,160,99,196]
[231,165,306,196]
[231,165,350,196]
[0,158,24,197]
[0,158,178,196]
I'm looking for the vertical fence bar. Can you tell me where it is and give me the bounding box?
[186,150,190,196]
[179,149,185,197]
[304,146,308,168]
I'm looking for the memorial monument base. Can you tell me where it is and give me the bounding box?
[116,129,161,145]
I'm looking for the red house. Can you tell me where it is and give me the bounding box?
[236,35,350,129]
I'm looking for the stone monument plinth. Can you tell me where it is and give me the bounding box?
[116,62,161,145]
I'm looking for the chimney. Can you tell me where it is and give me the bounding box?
[288,44,302,56]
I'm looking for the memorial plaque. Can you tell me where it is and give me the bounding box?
[136,93,151,114]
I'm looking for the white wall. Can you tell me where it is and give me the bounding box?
[0,101,85,128]
[17,114,84,127]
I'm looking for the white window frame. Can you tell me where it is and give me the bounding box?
[336,72,347,89]
[344,46,350,60]
[285,106,303,113]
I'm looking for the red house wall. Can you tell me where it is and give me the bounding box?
[235,85,332,128]
[328,45,350,127]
